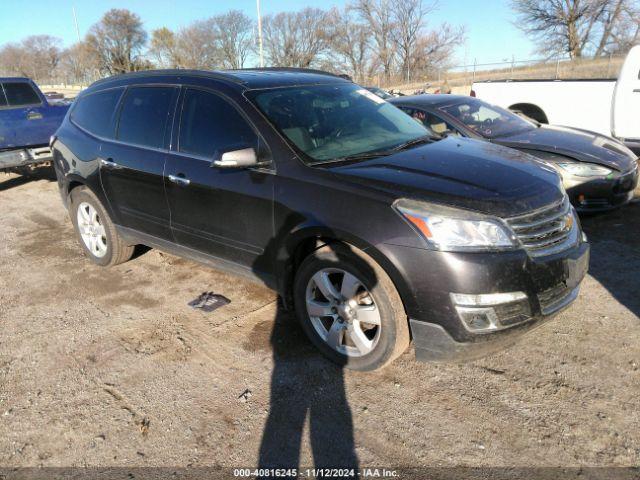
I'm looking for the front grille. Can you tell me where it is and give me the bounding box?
[506,196,575,256]
[538,283,570,311]
[538,283,580,315]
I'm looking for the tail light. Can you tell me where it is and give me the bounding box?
[470,89,476,97]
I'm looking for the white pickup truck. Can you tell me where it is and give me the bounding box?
[472,46,640,154]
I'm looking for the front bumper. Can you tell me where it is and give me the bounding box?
[382,238,590,362]
[564,163,638,212]
[411,284,580,362]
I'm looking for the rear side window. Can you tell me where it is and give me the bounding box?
[179,88,257,158]
[116,86,176,149]
[72,88,124,138]
[2,82,40,106]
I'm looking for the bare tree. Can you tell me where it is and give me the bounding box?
[593,0,640,54]
[352,0,397,80]
[85,9,148,75]
[210,11,253,69]
[391,0,436,81]
[0,36,61,82]
[149,27,179,68]
[20,35,61,82]
[173,19,221,69]
[594,0,627,54]
[261,8,330,67]
[55,42,101,84]
[325,9,372,82]
[0,43,27,77]
[411,23,467,77]
[511,0,610,58]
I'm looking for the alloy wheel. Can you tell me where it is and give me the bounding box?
[305,268,381,357]
[77,202,108,258]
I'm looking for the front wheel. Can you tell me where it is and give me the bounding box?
[294,244,410,371]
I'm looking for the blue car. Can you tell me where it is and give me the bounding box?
[0,77,70,172]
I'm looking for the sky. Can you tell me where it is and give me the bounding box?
[0,0,536,67]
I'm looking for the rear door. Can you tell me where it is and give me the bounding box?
[0,81,48,148]
[612,45,640,141]
[165,87,274,271]
[99,85,179,240]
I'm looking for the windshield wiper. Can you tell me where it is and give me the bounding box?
[313,135,440,166]
[390,134,439,152]
[314,150,392,166]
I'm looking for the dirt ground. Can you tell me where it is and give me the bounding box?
[0,169,639,476]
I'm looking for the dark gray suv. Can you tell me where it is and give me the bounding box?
[51,69,589,370]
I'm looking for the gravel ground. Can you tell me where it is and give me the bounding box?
[0,170,639,476]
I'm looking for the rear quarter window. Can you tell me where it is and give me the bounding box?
[71,88,124,138]
[2,82,41,107]
[116,86,176,149]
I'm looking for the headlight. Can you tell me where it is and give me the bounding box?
[394,199,516,251]
[557,162,612,177]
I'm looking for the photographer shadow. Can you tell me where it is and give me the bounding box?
[254,230,361,477]
[257,301,359,473]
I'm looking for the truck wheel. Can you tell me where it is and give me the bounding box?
[294,244,410,371]
[69,186,134,267]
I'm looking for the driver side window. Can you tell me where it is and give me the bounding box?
[179,88,259,159]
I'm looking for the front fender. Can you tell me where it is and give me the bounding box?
[275,222,417,318]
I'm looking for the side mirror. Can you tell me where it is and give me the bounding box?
[213,148,258,168]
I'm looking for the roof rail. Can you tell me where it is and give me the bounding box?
[89,69,246,88]
[225,67,347,79]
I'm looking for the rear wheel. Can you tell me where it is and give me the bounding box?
[70,187,134,267]
[294,244,410,371]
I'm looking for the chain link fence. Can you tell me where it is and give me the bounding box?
[387,54,627,94]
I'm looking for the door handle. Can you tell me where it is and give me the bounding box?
[168,174,191,186]
[100,158,121,169]
[26,111,43,120]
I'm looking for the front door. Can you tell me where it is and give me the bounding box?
[99,85,179,240]
[165,87,274,274]
[0,81,48,148]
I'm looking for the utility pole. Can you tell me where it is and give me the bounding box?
[256,0,264,68]
[72,6,81,43]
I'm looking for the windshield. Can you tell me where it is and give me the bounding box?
[251,83,431,164]
[440,98,535,139]
[367,87,393,99]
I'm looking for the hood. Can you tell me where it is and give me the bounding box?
[494,125,637,172]
[327,137,563,218]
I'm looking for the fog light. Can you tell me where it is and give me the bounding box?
[451,291,531,333]
[451,292,527,306]
[455,306,499,332]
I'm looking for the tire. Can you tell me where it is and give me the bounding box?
[69,186,134,267]
[293,244,410,371]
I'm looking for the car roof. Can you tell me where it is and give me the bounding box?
[87,68,350,92]
[389,94,473,108]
